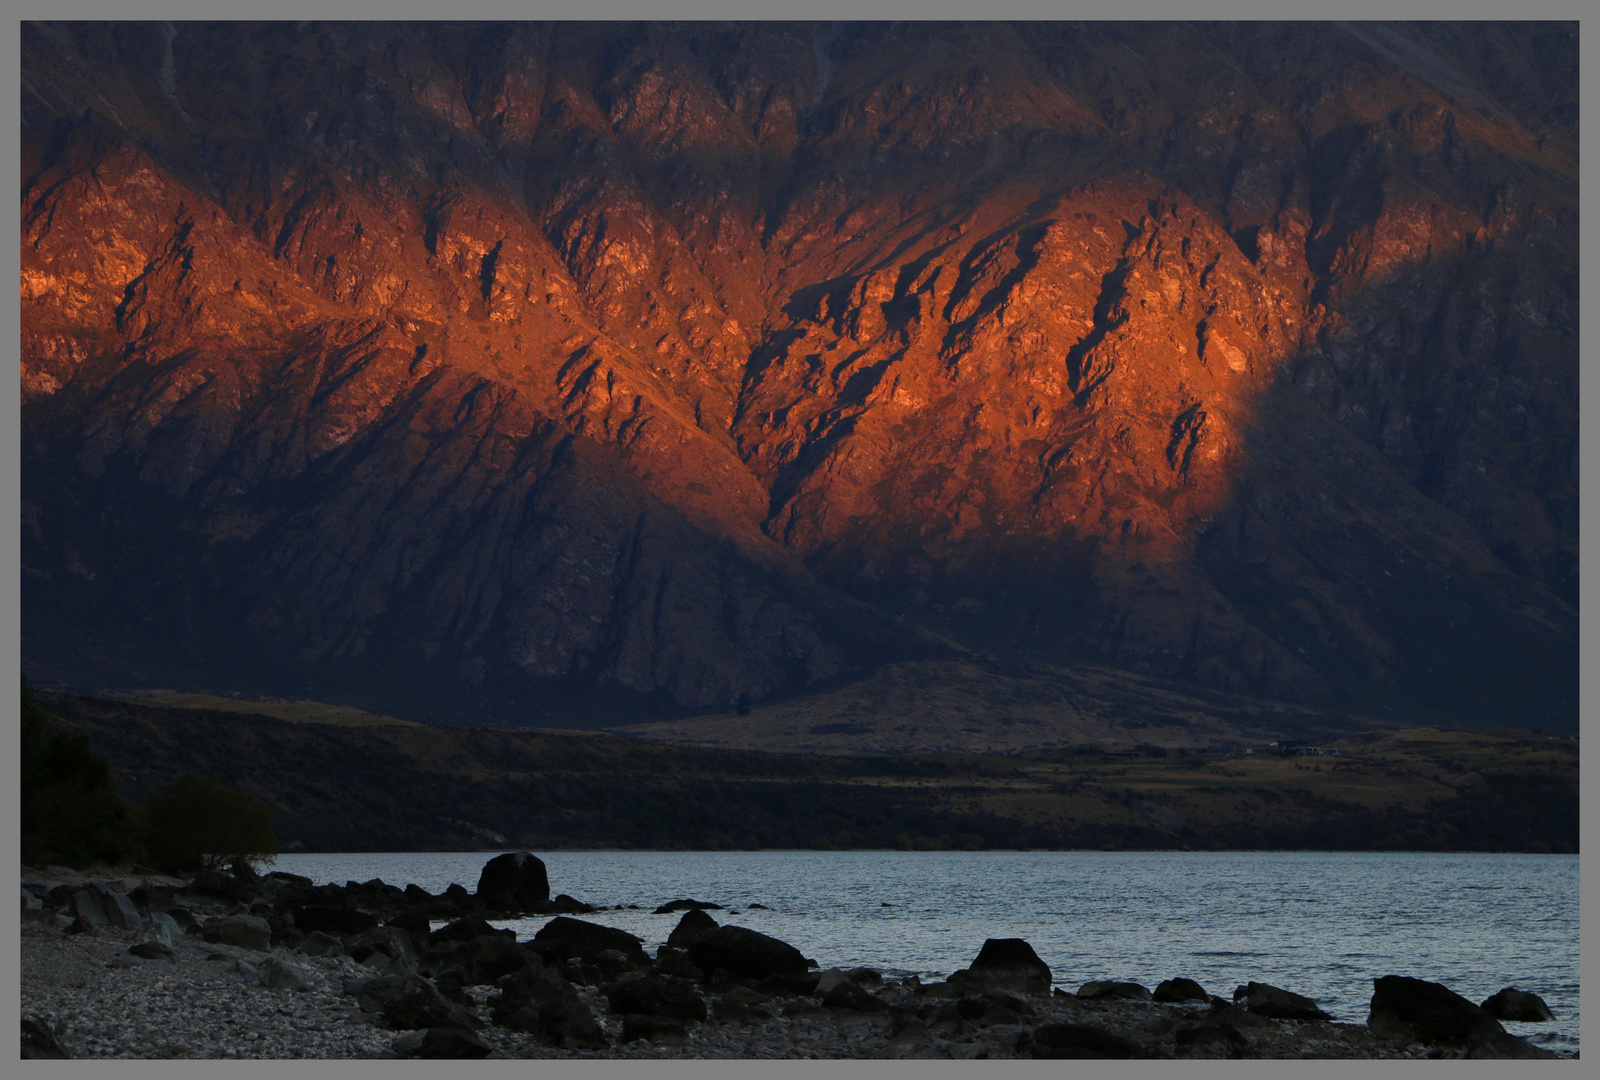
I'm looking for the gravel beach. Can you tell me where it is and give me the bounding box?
[20,863,1571,1061]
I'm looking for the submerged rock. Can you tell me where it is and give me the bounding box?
[654,898,725,914]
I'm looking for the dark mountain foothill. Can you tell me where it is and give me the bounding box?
[33,690,1579,854]
[19,21,1576,739]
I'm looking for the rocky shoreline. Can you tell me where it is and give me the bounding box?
[20,855,1572,1060]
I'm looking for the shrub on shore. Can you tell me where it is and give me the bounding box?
[21,676,135,867]
[135,771,278,874]
[22,676,277,872]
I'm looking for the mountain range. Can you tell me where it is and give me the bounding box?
[20,21,1578,741]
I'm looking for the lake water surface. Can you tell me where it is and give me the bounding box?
[273,849,1579,1054]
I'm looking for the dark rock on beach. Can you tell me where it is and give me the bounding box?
[423,936,534,986]
[1233,981,1332,1020]
[1078,980,1152,1001]
[392,1027,491,1059]
[605,976,708,1021]
[347,926,418,972]
[1368,975,1502,1047]
[951,938,1052,997]
[1480,987,1556,1022]
[1023,1022,1146,1059]
[379,975,481,1031]
[687,926,811,981]
[622,1015,691,1045]
[214,914,272,952]
[432,916,515,946]
[291,904,378,936]
[666,908,718,949]
[1174,1022,1249,1058]
[821,979,890,1013]
[491,966,608,1050]
[1153,978,1210,1003]
[383,910,433,952]
[127,941,177,961]
[1463,1032,1559,1059]
[21,1015,70,1059]
[532,917,651,968]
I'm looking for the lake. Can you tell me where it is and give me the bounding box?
[272,849,1579,1055]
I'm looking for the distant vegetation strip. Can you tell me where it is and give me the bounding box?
[105,690,420,727]
[40,692,1577,856]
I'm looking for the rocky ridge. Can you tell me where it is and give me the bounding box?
[20,22,1578,731]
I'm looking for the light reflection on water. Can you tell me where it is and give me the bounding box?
[273,849,1579,1052]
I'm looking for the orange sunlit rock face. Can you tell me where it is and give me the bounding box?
[20,22,1577,730]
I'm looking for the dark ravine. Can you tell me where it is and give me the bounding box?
[19,856,1568,1059]
[20,22,1577,733]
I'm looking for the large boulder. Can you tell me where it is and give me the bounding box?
[380,975,481,1031]
[290,903,379,936]
[605,976,708,1020]
[90,885,142,929]
[431,916,515,946]
[666,908,718,949]
[345,974,408,1012]
[259,957,311,991]
[492,966,607,1049]
[67,890,109,928]
[686,925,810,981]
[1368,975,1504,1047]
[348,926,418,972]
[385,910,434,952]
[1480,987,1556,1022]
[820,980,889,1013]
[296,930,345,957]
[532,917,650,968]
[423,936,536,986]
[1233,981,1332,1020]
[215,914,273,951]
[475,852,550,911]
[950,938,1052,997]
